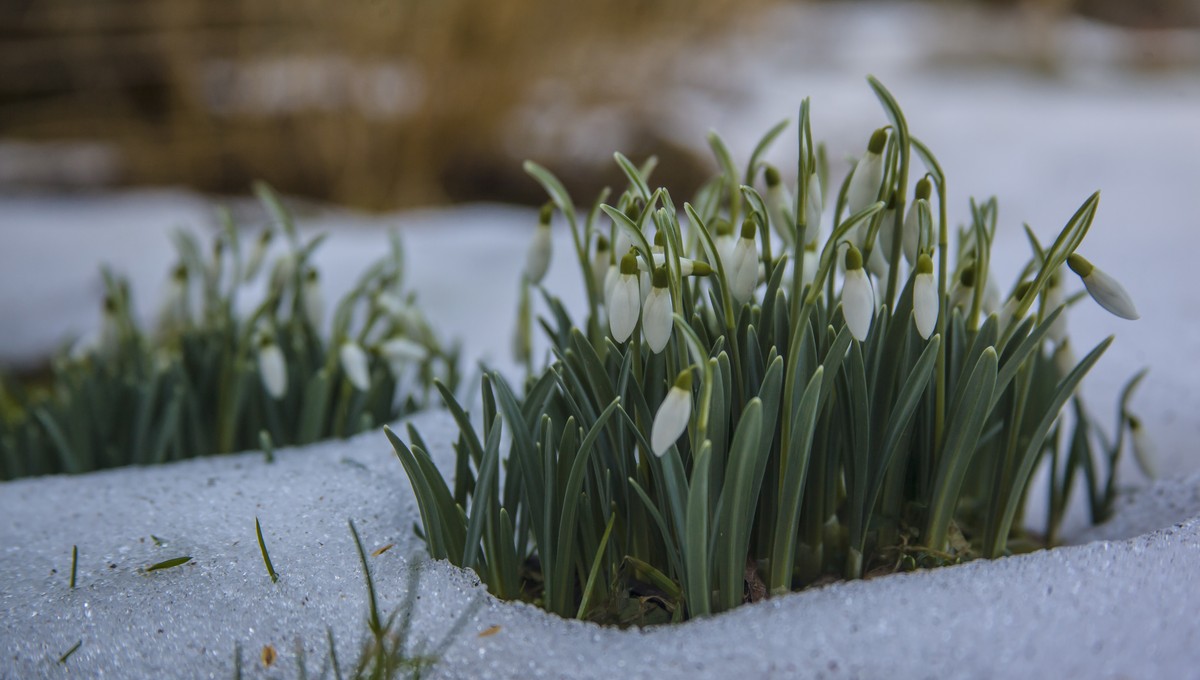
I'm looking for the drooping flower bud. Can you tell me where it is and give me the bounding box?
[258,337,287,399]
[377,336,428,379]
[949,265,976,313]
[913,254,938,339]
[302,267,324,330]
[902,178,934,265]
[1067,254,1139,320]
[608,253,641,343]
[841,244,874,342]
[1128,414,1156,479]
[339,341,371,392]
[591,235,611,293]
[651,370,693,456]
[642,266,673,353]
[844,128,888,246]
[803,171,823,248]
[765,165,794,247]
[729,218,760,304]
[158,263,191,334]
[523,203,554,284]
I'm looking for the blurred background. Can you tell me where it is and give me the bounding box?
[2,0,1198,210]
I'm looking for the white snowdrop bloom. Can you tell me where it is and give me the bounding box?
[801,244,819,287]
[844,128,888,246]
[302,268,324,330]
[1052,338,1076,379]
[377,336,427,378]
[258,340,287,399]
[728,218,760,304]
[903,179,934,265]
[1129,415,1157,479]
[876,199,898,265]
[651,371,693,457]
[642,267,673,353]
[913,254,938,339]
[1067,254,1139,320]
[802,171,823,248]
[867,241,890,281]
[1044,269,1068,343]
[640,252,712,277]
[609,253,641,343]
[996,283,1031,334]
[157,264,191,333]
[524,204,554,284]
[243,228,273,282]
[603,263,620,310]
[765,165,795,247]
[269,252,296,292]
[339,341,371,392]
[841,244,874,342]
[983,275,1002,315]
[591,235,611,293]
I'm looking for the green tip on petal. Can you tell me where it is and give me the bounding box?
[620,252,639,275]
[539,202,554,225]
[624,202,640,221]
[690,261,713,276]
[652,265,669,288]
[654,230,666,247]
[1067,253,1093,277]
[916,253,933,275]
[673,369,693,391]
[715,218,733,237]
[1013,280,1034,300]
[596,234,609,251]
[103,295,117,313]
[305,268,318,283]
[867,128,888,154]
[765,165,781,187]
[915,177,932,201]
[740,217,757,240]
[172,263,188,280]
[844,243,864,271]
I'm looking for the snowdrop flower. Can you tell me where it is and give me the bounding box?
[996,282,1032,334]
[269,252,296,293]
[841,244,874,342]
[258,338,287,399]
[377,336,427,378]
[1067,254,1139,320]
[608,253,641,343]
[844,128,888,247]
[243,228,273,282]
[1052,338,1076,379]
[591,235,611,293]
[867,240,890,281]
[524,204,554,284]
[765,165,794,247]
[302,268,324,330]
[913,254,938,339]
[728,218,759,304]
[1128,415,1156,479]
[801,243,819,287]
[902,178,934,265]
[157,263,191,333]
[948,265,976,313]
[802,171,823,248]
[613,202,641,260]
[1044,268,1068,343]
[651,370,693,457]
[876,195,898,266]
[642,266,673,353]
[339,341,371,392]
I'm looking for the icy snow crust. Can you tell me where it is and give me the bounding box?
[2,410,1199,679]
[4,2,1200,677]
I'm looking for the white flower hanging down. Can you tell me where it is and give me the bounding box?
[524,203,554,284]
[903,178,935,265]
[339,341,371,392]
[591,235,611,294]
[608,252,641,343]
[913,253,938,339]
[651,370,693,457]
[841,243,874,342]
[765,165,795,247]
[948,265,976,314]
[302,268,324,330]
[258,338,287,399]
[377,336,427,379]
[843,128,887,248]
[728,218,760,304]
[1067,254,1139,320]
[802,171,823,249]
[642,266,673,353]
[1129,415,1157,479]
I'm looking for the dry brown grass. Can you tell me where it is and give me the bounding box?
[1,0,768,209]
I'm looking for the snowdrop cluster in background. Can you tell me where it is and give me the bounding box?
[0,183,458,480]
[390,78,1148,625]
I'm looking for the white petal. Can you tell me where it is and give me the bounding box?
[902,199,934,265]
[767,183,794,247]
[729,237,758,304]
[379,337,427,364]
[339,342,372,392]
[524,226,552,284]
[913,272,938,339]
[1130,418,1156,479]
[1084,269,1139,320]
[642,288,673,353]
[609,275,640,342]
[867,243,889,281]
[801,249,819,287]
[303,278,325,330]
[1044,283,1068,343]
[842,268,874,342]
[651,386,692,457]
[603,265,619,309]
[259,344,288,399]
[846,151,883,218]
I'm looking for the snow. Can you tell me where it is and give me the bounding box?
[3,2,1200,677]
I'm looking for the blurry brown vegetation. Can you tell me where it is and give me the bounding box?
[0,0,766,209]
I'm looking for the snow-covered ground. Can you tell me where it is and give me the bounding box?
[2,2,1199,677]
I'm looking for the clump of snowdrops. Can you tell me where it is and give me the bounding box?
[0,184,457,479]
[388,78,1149,625]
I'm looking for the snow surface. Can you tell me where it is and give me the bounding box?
[3,2,1200,678]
